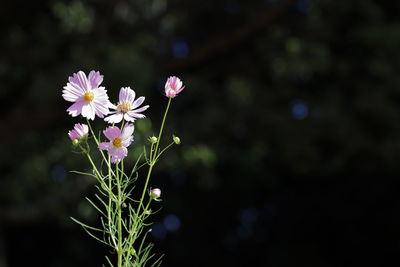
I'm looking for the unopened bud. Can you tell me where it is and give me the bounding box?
[150,188,161,199]
[173,135,181,145]
[149,136,158,144]
[72,139,79,146]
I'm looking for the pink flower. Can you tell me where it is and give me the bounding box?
[98,124,134,163]
[68,123,89,141]
[62,70,111,120]
[165,76,185,98]
[105,87,149,123]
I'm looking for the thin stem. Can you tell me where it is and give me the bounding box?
[107,155,117,249]
[84,152,102,181]
[155,142,175,161]
[116,161,123,267]
[153,98,172,161]
[138,98,172,214]
[127,98,173,253]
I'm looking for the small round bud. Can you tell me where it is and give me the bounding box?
[72,139,79,146]
[149,136,158,144]
[150,188,161,199]
[173,135,181,145]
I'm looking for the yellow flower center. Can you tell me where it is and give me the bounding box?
[112,137,122,148]
[83,91,95,102]
[170,86,176,91]
[117,101,131,113]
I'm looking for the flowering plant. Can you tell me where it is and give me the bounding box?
[63,71,185,266]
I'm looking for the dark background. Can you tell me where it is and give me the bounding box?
[1,0,400,266]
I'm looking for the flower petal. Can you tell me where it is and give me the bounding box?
[123,113,137,122]
[131,105,149,114]
[98,142,112,150]
[62,84,84,102]
[88,70,103,89]
[109,147,128,163]
[119,87,136,104]
[69,71,89,91]
[126,112,145,119]
[67,101,85,117]
[131,96,145,109]
[104,113,124,123]
[81,103,95,120]
[121,124,134,140]
[103,126,121,141]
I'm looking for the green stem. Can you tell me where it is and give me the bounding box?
[127,98,173,253]
[153,98,172,161]
[138,97,172,213]
[116,162,123,267]
[155,141,175,161]
[107,155,117,249]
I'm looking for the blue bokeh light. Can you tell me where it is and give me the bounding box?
[172,38,189,58]
[290,99,309,120]
[163,214,181,232]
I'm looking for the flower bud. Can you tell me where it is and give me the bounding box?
[148,136,158,144]
[173,135,181,145]
[164,76,185,98]
[72,139,79,146]
[150,188,161,199]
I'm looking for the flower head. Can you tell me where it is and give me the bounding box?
[105,87,149,123]
[165,76,185,98]
[62,70,111,120]
[150,188,161,199]
[98,124,134,163]
[68,123,89,141]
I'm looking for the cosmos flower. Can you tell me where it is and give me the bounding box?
[98,124,134,163]
[164,76,185,98]
[105,87,149,123]
[68,123,89,141]
[62,70,110,120]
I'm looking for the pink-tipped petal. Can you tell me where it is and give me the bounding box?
[98,142,112,150]
[67,101,85,117]
[62,84,83,102]
[103,126,121,141]
[109,147,128,163]
[119,87,136,104]
[69,71,89,91]
[88,70,103,89]
[176,86,185,94]
[68,130,79,140]
[68,123,89,141]
[131,96,145,109]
